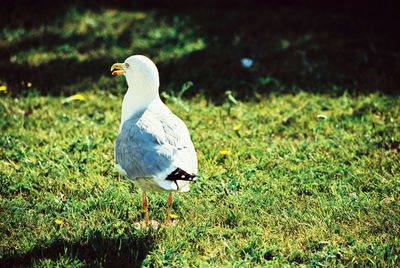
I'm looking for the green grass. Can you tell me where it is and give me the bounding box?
[1,2,400,267]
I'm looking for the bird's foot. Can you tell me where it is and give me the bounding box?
[164,220,179,226]
[134,220,160,230]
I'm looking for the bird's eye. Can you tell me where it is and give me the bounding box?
[124,63,130,68]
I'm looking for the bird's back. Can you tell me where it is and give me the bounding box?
[114,100,197,191]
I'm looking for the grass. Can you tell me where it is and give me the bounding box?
[1,2,400,266]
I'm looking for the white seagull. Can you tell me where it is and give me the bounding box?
[111,55,198,226]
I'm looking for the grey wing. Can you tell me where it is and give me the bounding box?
[115,118,173,180]
[160,112,198,175]
[114,109,197,181]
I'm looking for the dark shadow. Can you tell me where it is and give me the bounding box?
[0,1,399,99]
[156,5,400,100]
[0,229,155,267]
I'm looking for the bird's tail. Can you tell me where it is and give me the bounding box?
[165,168,196,182]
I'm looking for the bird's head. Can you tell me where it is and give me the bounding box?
[111,55,160,91]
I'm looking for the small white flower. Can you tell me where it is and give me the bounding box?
[241,58,253,68]
[349,192,358,200]
[317,114,327,119]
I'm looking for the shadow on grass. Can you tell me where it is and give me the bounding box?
[0,1,399,99]
[0,229,155,267]
[156,6,400,99]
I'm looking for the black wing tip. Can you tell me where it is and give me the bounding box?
[165,168,197,182]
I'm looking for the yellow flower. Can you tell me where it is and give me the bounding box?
[0,85,7,93]
[220,150,230,156]
[169,214,178,219]
[233,124,241,131]
[139,209,148,214]
[64,94,85,103]
[27,82,32,88]
[55,219,64,226]
[72,94,85,101]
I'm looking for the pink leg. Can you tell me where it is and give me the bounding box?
[166,192,173,224]
[142,191,149,225]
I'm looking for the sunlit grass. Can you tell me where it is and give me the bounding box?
[1,89,399,266]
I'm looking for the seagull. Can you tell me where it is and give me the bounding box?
[111,55,198,226]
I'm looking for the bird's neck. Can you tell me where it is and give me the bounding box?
[119,85,160,130]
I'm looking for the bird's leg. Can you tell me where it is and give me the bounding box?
[166,192,173,224]
[142,190,149,225]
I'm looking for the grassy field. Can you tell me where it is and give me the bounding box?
[1,2,400,266]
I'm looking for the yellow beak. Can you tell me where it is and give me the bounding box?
[111,63,125,76]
